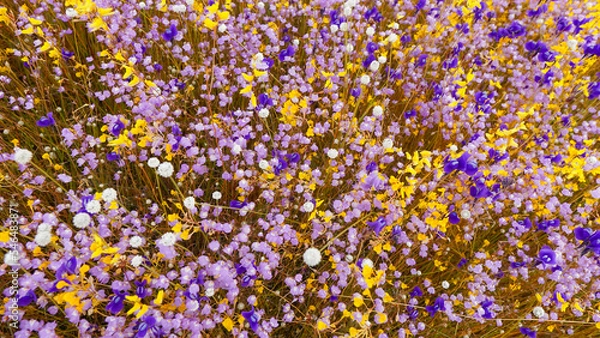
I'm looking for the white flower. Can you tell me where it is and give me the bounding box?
[366,27,375,36]
[38,223,51,232]
[159,232,177,246]
[345,44,354,53]
[378,55,387,64]
[441,281,450,289]
[4,250,19,266]
[172,4,187,13]
[360,75,371,85]
[532,306,545,318]
[131,255,144,267]
[460,210,471,219]
[102,188,118,203]
[302,201,315,213]
[183,196,196,210]
[303,247,322,267]
[212,191,222,200]
[129,236,143,248]
[147,157,160,168]
[372,105,383,117]
[258,160,269,170]
[231,144,242,155]
[567,38,577,51]
[258,108,270,118]
[157,162,174,178]
[449,145,458,152]
[345,254,354,263]
[340,22,349,31]
[362,258,374,268]
[218,24,227,33]
[382,138,394,149]
[35,231,52,247]
[185,0,194,5]
[65,8,78,18]
[73,213,91,229]
[85,200,101,214]
[388,33,398,43]
[330,24,339,33]
[327,149,339,159]
[14,148,33,165]
[369,61,380,72]
[205,288,215,297]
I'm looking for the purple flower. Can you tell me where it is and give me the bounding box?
[506,21,526,38]
[574,227,593,241]
[18,289,37,307]
[135,280,150,298]
[135,316,157,338]
[36,112,55,127]
[480,300,494,319]
[367,216,387,236]
[457,258,468,268]
[110,120,125,136]
[410,286,423,298]
[286,152,300,163]
[538,245,556,265]
[588,82,600,100]
[520,327,536,338]
[107,152,120,161]
[242,306,260,332]
[106,289,128,314]
[229,200,248,209]
[448,211,460,224]
[407,306,419,320]
[366,161,378,172]
[366,42,379,54]
[425,297,445,317]
[61,48,74,60]
[364,7,382,22]
[162,24,178,41]
[404,109,417,119]
[278,45,295,61]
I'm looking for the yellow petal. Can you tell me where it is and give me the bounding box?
[222,317,234,331]
[29,17,42,25]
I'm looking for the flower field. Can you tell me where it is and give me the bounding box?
[1,0,600,337]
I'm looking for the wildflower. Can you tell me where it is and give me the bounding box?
[157,162,174,177]
[17,290,37,306]
[13,148,33,165]
[106,289,129,314]
[258,108,269,118]
[101,188,117,203]
[147,157,160,168]
[212,191,222,200]
[538,245,556,265]
[302,201,315,212]
[36,112,55,127]
[410,286,423,298]
[448,212,460,224]
[135,316,157,338]
[159,232,177,246]
[327,149,339,159]
[85,200,101,214]
[367,216,387,236]
[519,327,536,338]
[34,231,52,247]
[129,236,143,248]
[426,297,446,317]
[183,196,196,210]
[131,255,144,267]
[372,105,383,117]
[73,213,91,229]
[241,306,261,332]
[162,24,178,41]
[532,306,545,318]
[303,247,322,267]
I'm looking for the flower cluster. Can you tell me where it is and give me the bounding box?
[1,0,600,337]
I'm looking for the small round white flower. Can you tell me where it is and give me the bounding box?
[131,255,144,267]
[330,24,339,33]
[138,2,146,9]
[567,38,577,51]
[147,157,160,168]
[460,210,471,219]
[218,24,227,33]
[388,33,398,43]
[157,162,174,178]
[302,201,315,213]
[38,223,51,232]
[65,8,78,18]
[73,212,91,229]
[35,231,52,247]
[172,4,186,13]
[257,2,264,9]
[159,232,177,246]
[258,108,270,118]
[450,145,458,152]
[4,250,19,266]
[259,159,269,170]
[212,191,222,200]
[340,22,349,31]
[378,55,387,64]
[205,288,215,297]
[231,144,242,155]
[382,138,394,150]
[85,200,101,214]
[372,105,383,117]
[362,258,374,268]
[129,236,143,248]
[345,254,354,263]
[532,306,545,318]
[366,27,375,36]
[183,196,196,210]
[101,188,118,203]
[586,156,598,165]
[369,60,380,72]
[360,75,371,85]
[346,44,354,53]
[327,149,339,159]
[441,280,450,289]
[14,148,33,165]
[303,247,322,267]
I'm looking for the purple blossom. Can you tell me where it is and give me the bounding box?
[36,112,55,127]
